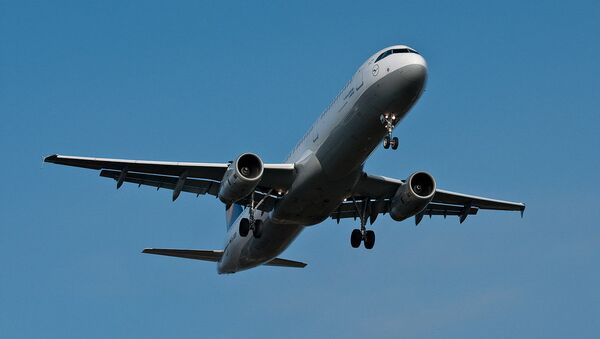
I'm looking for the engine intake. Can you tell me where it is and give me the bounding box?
[218,153,264,204]
[389,172,436,221]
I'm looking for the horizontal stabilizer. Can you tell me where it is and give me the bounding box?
[143,248,307,268]
[143,248,223,262]
[265,257,307,268]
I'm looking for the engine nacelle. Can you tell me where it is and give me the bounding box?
[218,153,264,205]
[389,172,436,221]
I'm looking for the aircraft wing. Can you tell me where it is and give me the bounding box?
[332,172,525,225]
[44,154,295,211]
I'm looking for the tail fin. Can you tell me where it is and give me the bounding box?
[225,203,243,230]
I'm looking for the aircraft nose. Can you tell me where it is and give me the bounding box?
[379,59,428,113]
[395,62,427,105]
[399,62,427,92]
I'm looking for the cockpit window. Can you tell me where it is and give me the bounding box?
[375,48,420,63]
[375,50,392,63]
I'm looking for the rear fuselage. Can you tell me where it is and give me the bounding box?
[218,46,427,273]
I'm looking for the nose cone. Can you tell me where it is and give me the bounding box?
[376,60,427,114]
[399,63,427,96]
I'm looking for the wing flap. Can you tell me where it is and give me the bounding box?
[329,200,479,221]
[100,170,220,196]
[422,202,479,216]
[99,170,277,211]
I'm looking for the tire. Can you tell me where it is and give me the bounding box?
[350,229,362,248]
[391,137,399,150]
[253,220,263,238]
[239,218,250,237]
[383,136,390,149]
[364,230,375,249]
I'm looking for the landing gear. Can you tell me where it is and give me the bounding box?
[239,218,250,237]
[239,217,263,238]
[390,137,399,150]
[239,214,263,238]
[364,230,375,249]
[238,191,265,238]
[253,220,263,238]
[349,197,376,249]
[380,113,399,150]
[350,229,362,248]
[349,228,376,249]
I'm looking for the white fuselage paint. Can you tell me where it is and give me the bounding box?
[218,45,427,273]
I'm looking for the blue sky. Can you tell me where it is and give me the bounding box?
[1,1,599,338]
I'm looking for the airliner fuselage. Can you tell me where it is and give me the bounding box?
[218,46,427,273]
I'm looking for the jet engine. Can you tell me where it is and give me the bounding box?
[389,172,436,221]
[218,153,264,205]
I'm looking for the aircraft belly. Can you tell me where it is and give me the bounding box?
[236,218,304,271]
[317,65,426,178]
[271,153,361,225]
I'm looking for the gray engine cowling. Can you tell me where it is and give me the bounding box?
[218,153,264,204]
[389,172,436,221]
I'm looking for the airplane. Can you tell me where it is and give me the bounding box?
[45,45,525,274]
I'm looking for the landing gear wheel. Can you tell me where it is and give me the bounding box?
[350,229,362,248]
[383,136,390,149]
[253,220,263,238]
[364,230,375,249]
[239,218,250,237]
[390,137,399,150]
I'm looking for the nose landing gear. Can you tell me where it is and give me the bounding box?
[381,113,399,150]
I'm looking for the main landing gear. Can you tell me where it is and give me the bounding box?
[239,217,262,238]
[350,228,375,249]
[381,113,398,150]
[238,192,264,238]
[349,197,376,249]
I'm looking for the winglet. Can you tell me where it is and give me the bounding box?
[520,204,526,218]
